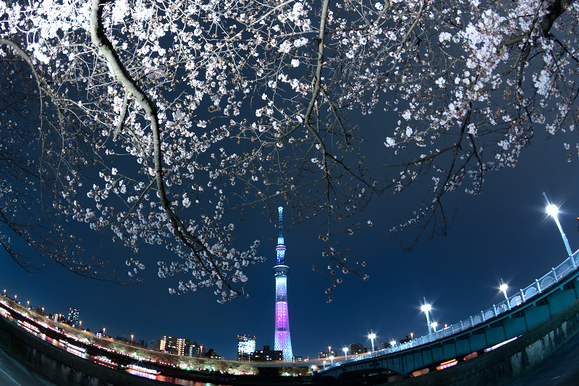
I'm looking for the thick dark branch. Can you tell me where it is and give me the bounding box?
[113,91,129,141]
[503,0,577,47]
[540,0,576,35]
[89,0,238,299]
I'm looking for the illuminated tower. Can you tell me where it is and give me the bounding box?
[273,206,293,361]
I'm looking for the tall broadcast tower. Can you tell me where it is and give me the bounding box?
[273,206,293,361]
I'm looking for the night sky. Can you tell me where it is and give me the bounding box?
[2,130,579,361]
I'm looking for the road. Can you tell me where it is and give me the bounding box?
[508,330,579,386]
[0,346,56,386]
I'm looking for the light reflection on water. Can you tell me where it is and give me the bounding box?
[128,369,230,386]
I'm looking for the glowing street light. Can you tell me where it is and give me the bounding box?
[342,347,348,360]
[544,193,575,269]
[131,334,134,346]
[421,301,433,334]
[431,322,438,332]
[499,279,512,310]
[499,280,508,300]
[368,333,376,352]
[389,340,397,348]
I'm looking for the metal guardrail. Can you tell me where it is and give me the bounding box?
[331,250,579,366]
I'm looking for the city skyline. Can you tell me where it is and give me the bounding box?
[1,137,579,360]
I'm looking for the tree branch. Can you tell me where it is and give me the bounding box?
[89,0,240,300]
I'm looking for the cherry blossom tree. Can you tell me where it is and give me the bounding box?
[0,0,577,301]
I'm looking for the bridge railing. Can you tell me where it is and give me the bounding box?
[332,250,579,367]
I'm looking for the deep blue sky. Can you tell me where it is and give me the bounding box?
[2,131,579,361]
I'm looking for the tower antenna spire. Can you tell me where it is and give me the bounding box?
[278,206,284,238]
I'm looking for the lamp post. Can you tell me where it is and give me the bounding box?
[544,193,575,269]
[499,279,511,310]
[342,347,348,360]
[499,280,508,300]
[390,340,397,348]
[368,333,376,353]
[431,322,438,332]
[421,301,433,334]
[131,334,134,346]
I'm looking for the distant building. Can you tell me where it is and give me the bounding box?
[348,343,365,355]
[186,341,203,357]
[158,335,187,356]
[237,335,256,361]
[318,348,335,359]
[67,308,80,328]
[400,335,412,344]
[158,335,201,357]
[252,345,283,362]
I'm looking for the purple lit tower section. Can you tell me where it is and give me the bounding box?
[273,206,293,361]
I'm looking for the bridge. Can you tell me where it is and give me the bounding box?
[316,250,579,383]
[3,254,579,386]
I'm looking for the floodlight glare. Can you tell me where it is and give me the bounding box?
[546,204,559,217]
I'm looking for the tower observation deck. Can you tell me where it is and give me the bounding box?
[273,206,293,361]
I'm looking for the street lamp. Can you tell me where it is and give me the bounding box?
[131,334,134,346]
[499,280,508,300]
[390,340,397,348]
[544,193,575,268]
[431,322,438,332]
[368,333,376,352]
[421,301,433,334]
[342,347,348,360]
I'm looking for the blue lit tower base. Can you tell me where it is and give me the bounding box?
[273,206,293,361]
